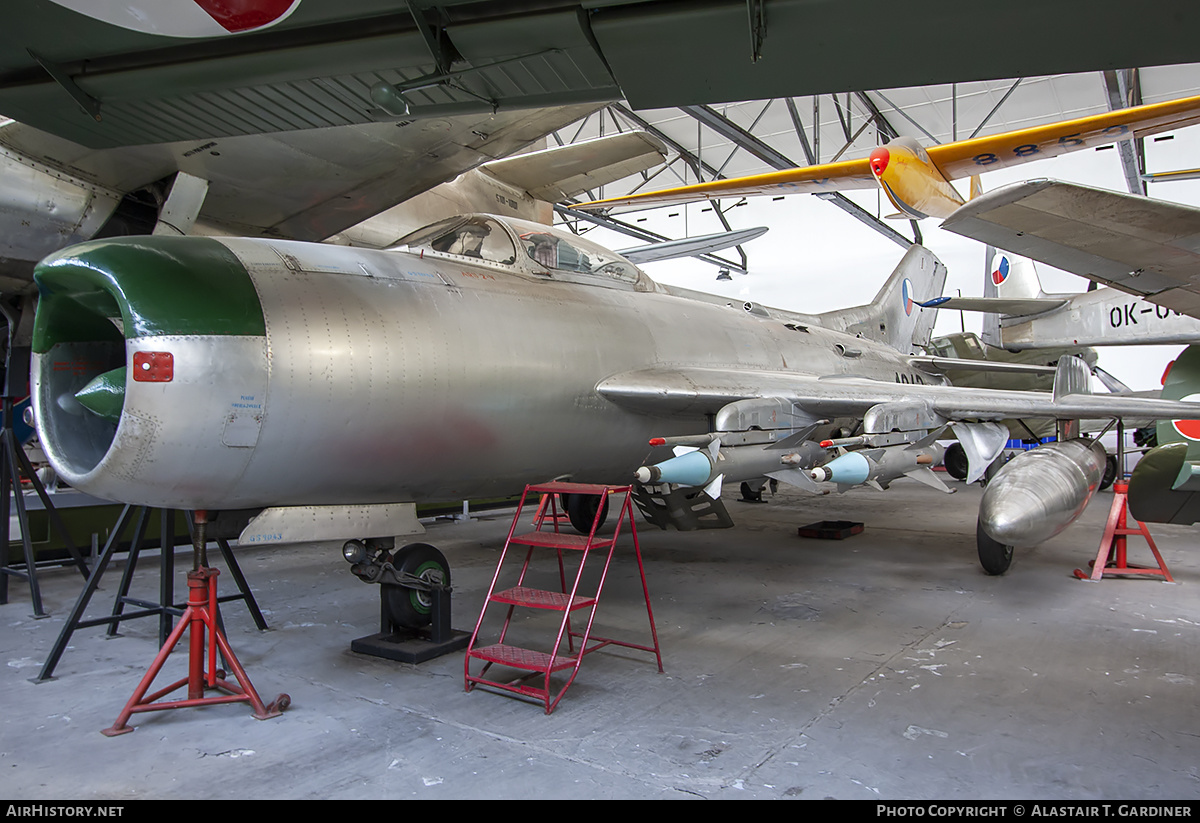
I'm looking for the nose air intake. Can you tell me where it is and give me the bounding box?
[31,236,265,479]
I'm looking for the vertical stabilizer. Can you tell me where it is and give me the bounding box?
[980,248,1046,346]
[817,245,948,354]
[980,245,1001,346]
[988,249,1045,300]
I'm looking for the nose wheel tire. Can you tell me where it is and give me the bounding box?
[976,519,1014,575]
[383,543,450,629]
[565,492,609,535]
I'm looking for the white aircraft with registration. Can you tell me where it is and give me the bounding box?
[920,249,1200,350]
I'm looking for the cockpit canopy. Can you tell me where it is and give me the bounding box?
[395,216,517,266]
[395,214,651,290]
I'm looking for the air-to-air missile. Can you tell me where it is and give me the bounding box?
[29,213,1200,590]
[809,438,948,492]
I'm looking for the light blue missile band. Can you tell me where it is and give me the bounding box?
[650,450,715,487]
[821,451,871,485]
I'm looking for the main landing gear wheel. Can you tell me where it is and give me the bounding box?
[383,543,450,629]
[1101,453,1118,491]
[564,492,609,535]
[944,442,969,481]
[739,481,765,502]
[976,519,1014,576]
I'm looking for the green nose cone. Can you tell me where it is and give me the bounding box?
[74,367,126,425]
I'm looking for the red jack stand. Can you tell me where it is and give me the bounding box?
[102,511,288,736]
[1074,482,1175,583]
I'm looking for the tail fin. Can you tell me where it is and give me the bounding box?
[988,249,1045,300]
[980,245,1002,346]
[817,245,948,354]
[980,248,1047,346]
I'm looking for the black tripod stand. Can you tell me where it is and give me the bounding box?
[0,335,90,617]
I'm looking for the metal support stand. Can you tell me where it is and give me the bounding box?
[101,511,288,736]
[351,582,470,664]
[1074,481,1175,583]
[0,348,89,617]
[36,505,268,683]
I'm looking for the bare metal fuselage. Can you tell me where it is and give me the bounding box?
[32,227,924,511]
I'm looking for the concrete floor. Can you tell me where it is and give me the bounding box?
[2,479,1199,800]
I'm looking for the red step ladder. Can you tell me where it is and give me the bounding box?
[464,482,662,713]
[1075,481,1175,582]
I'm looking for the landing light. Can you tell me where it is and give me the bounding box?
[342,540,368,564]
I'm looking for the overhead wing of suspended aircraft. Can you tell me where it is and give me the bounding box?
[29,213,1200,626]
[940,178,1200,318]
[577,95,1200,220]
[0,114,672,294]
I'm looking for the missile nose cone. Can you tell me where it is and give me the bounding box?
[72,367,126,424]
[869,146,890,177]
[632,449,714,487]
[810,466,831,482]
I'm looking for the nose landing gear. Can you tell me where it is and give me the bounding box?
[345,540,469,663]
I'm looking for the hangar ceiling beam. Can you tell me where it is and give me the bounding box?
[853,91,900,142]
[867,90,942,145]
[680,103,918,249]
[967,78,1024,140]
[1103,69,1148,195]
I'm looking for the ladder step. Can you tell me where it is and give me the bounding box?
[528,481,628,496]
[468,643,578,673]
[490,586,596,611]
[510,531,613,550]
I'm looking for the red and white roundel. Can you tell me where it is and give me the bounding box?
[48,1,302,37]
[1172,392,1200,441]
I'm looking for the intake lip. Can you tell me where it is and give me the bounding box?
[31,236,266,481]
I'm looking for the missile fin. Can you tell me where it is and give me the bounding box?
[904,466,954,493]
[767,467,823,493]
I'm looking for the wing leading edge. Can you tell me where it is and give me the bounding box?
[596,365,1200,424]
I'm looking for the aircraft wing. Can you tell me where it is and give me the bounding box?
[578,94,1200,214]
[0,105,599,242]
[617,227,768,264]
[576,157,876,210]
[940,179,1200,317]
[925,94,1200,180]
[483,132,669,203]
[596,366,1198,422]
[918,295,1069,317]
